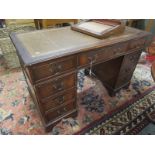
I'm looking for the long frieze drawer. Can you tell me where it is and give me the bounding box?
[129,38,146,50]
[41,88,76,112]
[44,101,76,123]
[35,72,76,99]
[78,42,128,67]
[29,55,77,83]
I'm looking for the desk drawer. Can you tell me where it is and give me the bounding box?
[30,55,77,83]
[41,88,76,112]
[129,38,145,50]
[35,72,76,99]
[78,42,128,67]
[45,101,76,123]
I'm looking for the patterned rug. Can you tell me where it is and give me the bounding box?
[0,54,155,135]
[78,88,155,135]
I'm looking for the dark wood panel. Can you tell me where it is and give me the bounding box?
[115,51,142,88]
[93,56,124,89]
[119,51,142,75]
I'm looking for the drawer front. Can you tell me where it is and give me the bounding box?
[30,55,77,83]
[78,42,128,67]
[35,73,76,99]
[41,88,76,112]
[45,101,76,123]
[129,38,146,50]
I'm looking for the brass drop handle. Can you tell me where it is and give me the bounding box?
[53,81,64,91]
[113,47,122,55]
[49,63,62,75]
[54,96,65,104]
[57,64,62,71]
[59,96,65,104]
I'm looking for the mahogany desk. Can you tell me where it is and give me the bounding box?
[10,26,152,131]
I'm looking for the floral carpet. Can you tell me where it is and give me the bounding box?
[0,53,155,135]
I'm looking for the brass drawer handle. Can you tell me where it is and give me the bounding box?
[49,63,62,75]
[63,107,67,112]
[53,81,64,91]
[54,96,65,104]
[57,107,67,115]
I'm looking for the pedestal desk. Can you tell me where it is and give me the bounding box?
[10,26,152,131]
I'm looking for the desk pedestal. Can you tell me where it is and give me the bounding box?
[92,51,142,96]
